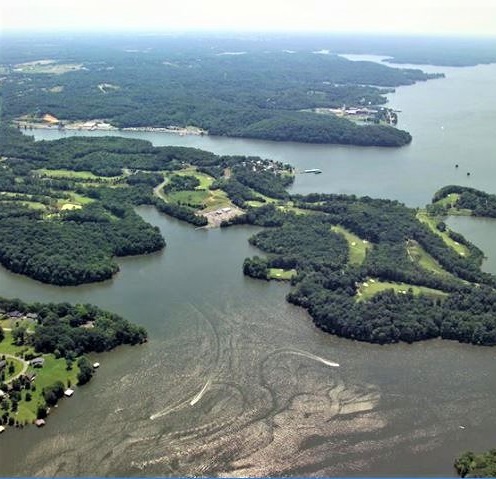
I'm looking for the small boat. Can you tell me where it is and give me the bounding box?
[303,169,322,174]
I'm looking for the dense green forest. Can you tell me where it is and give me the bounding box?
[0,35,446,146]
[455,449,496,477]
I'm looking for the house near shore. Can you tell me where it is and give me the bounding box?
[35,419,46,427]
[30,357,45,367]
[64,388,74,397]
[24,371,36,382]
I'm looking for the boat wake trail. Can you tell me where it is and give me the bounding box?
[149,379,212,420]
[190,379,211,406]
[285,349,340,367]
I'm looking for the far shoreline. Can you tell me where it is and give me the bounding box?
[13,119,207,136]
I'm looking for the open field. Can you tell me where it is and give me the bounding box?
[331,225,371,265]
[268,268,297,280]
[416,211,470,257]
[357,278,448,301]
[168,190,209,208]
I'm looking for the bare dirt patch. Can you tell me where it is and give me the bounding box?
[202,206,244,227]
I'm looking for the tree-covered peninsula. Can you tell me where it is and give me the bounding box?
[0,35,443,147]
[227,188,496,346]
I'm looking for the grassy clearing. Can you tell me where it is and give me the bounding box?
[357,279,448,301]
[202,189,232,210]
[168,189,209,207]
[37,169,121,182]
[406,239,451,277]
[0,199,47,211]
[416,210,470,257]
[66,193,94,205]
[16,355,79,423]
[435,193,460,207]
[277,201,313,215]
[331,225,371,265]
[0,331,27,356]
[268,268,297,280]
[174,167,214,189]
[37,169,99,179]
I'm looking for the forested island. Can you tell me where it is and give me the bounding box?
[0,296,147,429]
[0,34,446,147]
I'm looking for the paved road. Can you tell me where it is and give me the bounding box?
[2,353,28,383]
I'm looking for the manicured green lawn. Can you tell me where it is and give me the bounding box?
[37,168,102,179]
[435,193,460,207]
[0,331,28,355]
[268,268,297,280]
[357,278,448,301]
[331,225,371,265]
[174,167,214,189]
[416,211,470,257]
[2,357,24,382]
[168,189,209,207]
[0,331,79,425]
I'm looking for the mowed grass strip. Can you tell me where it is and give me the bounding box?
[416,211,470,257]
[331,225,371,265]
[435,193,460,208]
[268,268,297,280]
[357,279,448,301]
[406,239,452,277]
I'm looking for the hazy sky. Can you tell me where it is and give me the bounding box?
[1,0,495,36]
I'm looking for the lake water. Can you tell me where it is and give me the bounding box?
[1,60,496,477]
